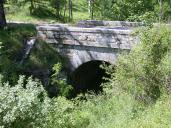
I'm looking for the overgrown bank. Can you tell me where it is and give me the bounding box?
[0,24,63,86]
[1,25,171,128]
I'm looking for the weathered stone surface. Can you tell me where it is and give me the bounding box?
[36,22,139,71]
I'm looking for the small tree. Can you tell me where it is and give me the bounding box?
[50,63,73,97]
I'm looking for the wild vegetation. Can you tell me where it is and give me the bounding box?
[1,24,171,127]
[0,0,171,128]
[0,0,170,24]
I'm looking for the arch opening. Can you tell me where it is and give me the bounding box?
[69,60,111,97]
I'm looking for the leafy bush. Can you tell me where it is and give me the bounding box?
[107,26,171,103]
[127,11,157,26]
[46,97,76,128]
[50,63,73,97]
[0,75,50,128]
[45,88,141,128]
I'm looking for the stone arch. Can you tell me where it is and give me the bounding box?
[68,60,112,97]
[65,48,118,72]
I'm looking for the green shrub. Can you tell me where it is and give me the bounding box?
[0,75,50,128]
[50,63,73,97]
[46,97,76,128]
[45,89,141,128]
[127,11,157,26]
[107,26,171,103]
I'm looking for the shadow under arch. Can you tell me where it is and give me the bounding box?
[69,60,112,97]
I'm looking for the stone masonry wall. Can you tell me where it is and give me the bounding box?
[36,24,138,71]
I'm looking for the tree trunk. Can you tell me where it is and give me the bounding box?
[68,0,73,21]
[90,0,94,20]
[55,0,60,19]
[63,1,67,22]
[88,0,91,13]
[0,0,6,28]
[30,0,35,14]
[158,0,163,23]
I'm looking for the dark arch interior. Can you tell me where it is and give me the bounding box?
[69,60,111,97]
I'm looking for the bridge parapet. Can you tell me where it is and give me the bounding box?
[37,25,138,50]
[76,20,144,28]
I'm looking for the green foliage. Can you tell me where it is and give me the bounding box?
[0,75,51,128]
[106,26,171,103]
[46,97,76,128]
[1,4,171,128]
[0,24,62,86]
[1,25,171,128]
[92,0,153,20]
[73,92,139,128]
[24,40,62,71]
[6,0,73,22]
[45,88,171,128]
[91,0,170,22]
[5,0,171,23]
[128,95,171,127]
[51,63,73,97]
[1,75,171,128]
[0,24,36,84]
[127,11,157,26]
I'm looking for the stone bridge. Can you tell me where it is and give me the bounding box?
[36,21,140,72]
[36,21,140,94]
